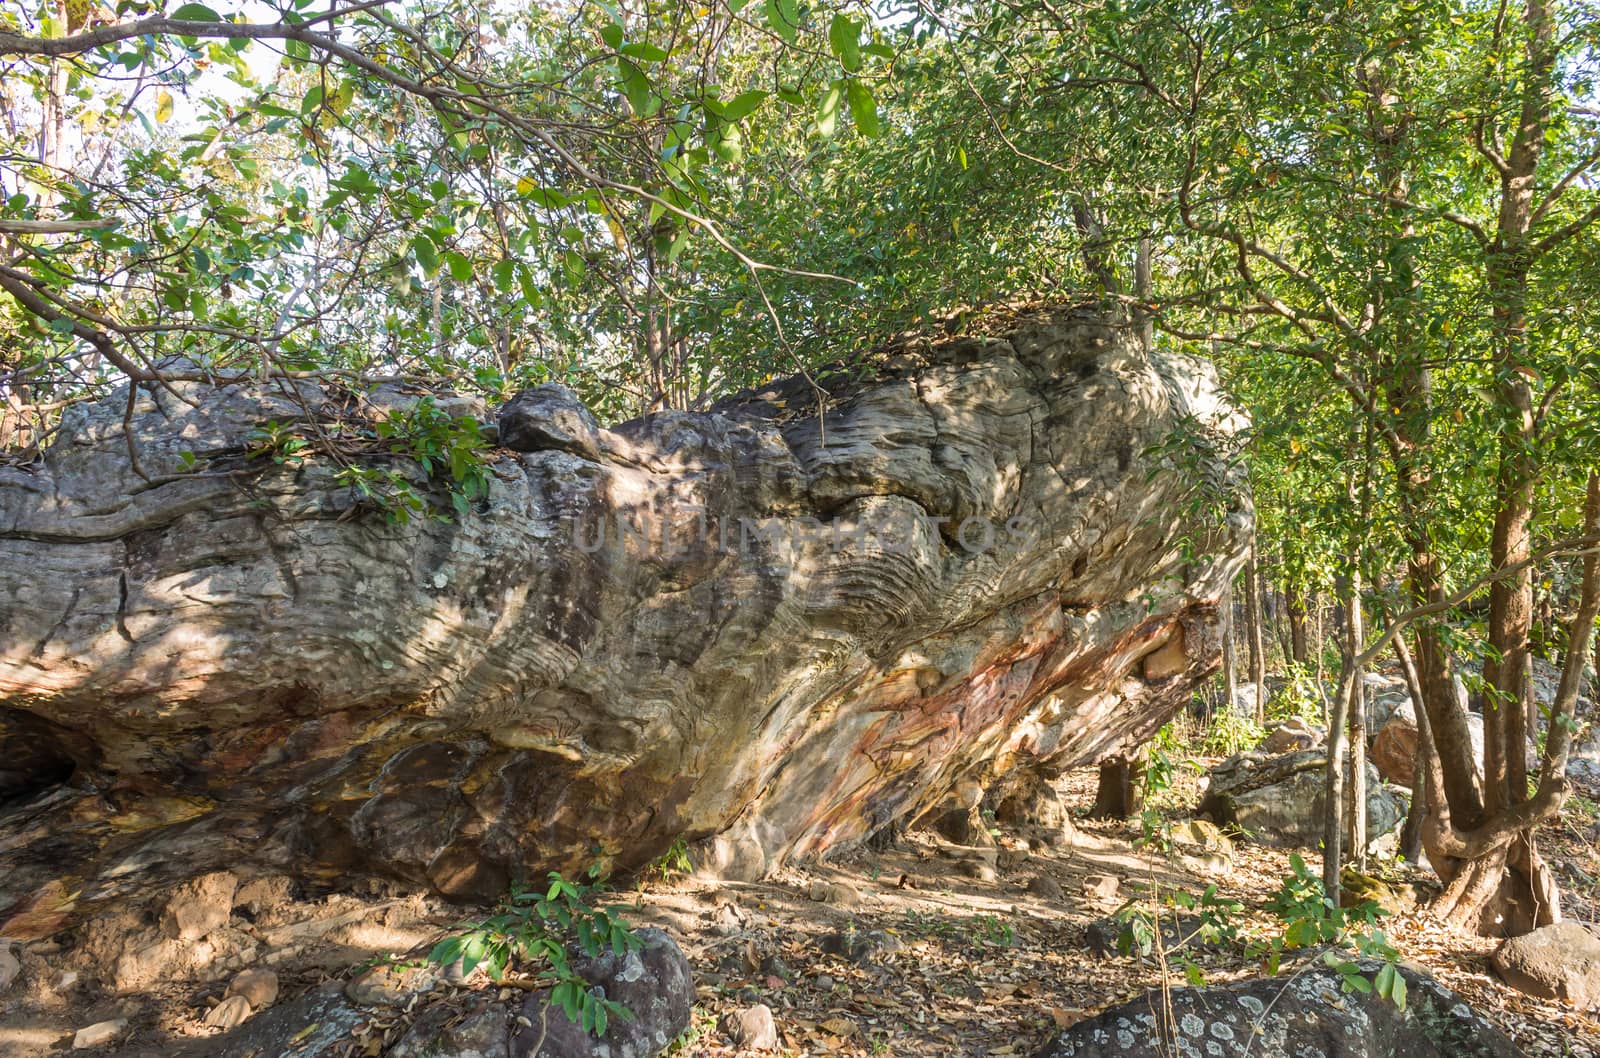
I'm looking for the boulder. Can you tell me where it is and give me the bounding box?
[1229,682,1264,718]
[1257,716,1321,754]
[1372,711,1484,787]
[1371,716,1420,785]
[496,384,604,460]
[1198,750,1405,848]
[1034,963,1521,1057]
[1366,689,1416,736]
[1492,921,1600,1009]
[512,927,693,1058]
[0,308,1248,911]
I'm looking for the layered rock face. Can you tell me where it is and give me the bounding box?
[0,307,1248,915]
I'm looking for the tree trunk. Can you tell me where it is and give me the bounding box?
[1244,546,1267,722]
[1324,661,1357,897]
[1286,578,1310,667]
[1394,630,1430,865]
[1223,590,1238,717]
[1134,234,1154,355]
[1091,753,1147,819]
[1427,0,1559,933]
[1347,571,1368,869]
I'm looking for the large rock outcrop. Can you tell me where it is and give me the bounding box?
[1198,749,1406,848]
[0,306,1248,919]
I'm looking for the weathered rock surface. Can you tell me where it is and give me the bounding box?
[0,307,1247,914]
[1492,920,1600,1009]
[391,1003,511,1058]
[513,927,693,1058]
[1034,963,1521,1057]
[1198,750,1405,847]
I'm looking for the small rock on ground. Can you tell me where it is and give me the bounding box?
[1082,873,1119,903]
[1035,962,1521,1057]
[512,927,693,1058]
[203,994,253,1030]
[720,1003,780,1050]
[817,929,904,965]
[226,967,279,1008]
[73,1018,129,1049]
[345,963,438,1007]
[1028,875,1064,900]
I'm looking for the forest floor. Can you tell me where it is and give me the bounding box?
[5,766,1600,1057]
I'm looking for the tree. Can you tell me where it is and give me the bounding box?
[890,0,1600,932]
[0,0,893,426]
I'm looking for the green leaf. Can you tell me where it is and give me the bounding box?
[170,2,222,21]
[620,41,669,62]
[816,79,843,138]
[764,0,799,44]
[411,234,439,277]
[846,79,879,136]
[599,22,623,49]
[492,258,516,294]
[722,89,768,122]
[616,57,654,116]
[829,14,861,71]
[445,251,473,282]
[1391,972,1407,1010]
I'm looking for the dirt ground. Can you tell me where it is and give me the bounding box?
[3,766,1599,1057]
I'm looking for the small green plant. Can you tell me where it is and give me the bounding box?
[1256,853,1405,1008]
[373,395,491,519]
[245,419,312,466]
[427,867,642,1037]
[245,396,491,525]
[969,913,1015,947]
[1111,884,1242,979]
[902,908,959,939]
[642,837,693,883]
[1267,662,1327,723]
[1198,709,1264,756]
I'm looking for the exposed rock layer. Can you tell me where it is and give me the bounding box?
[0,307,1248,915]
